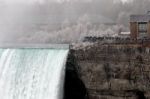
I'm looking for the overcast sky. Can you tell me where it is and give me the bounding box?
[122,0,128,2]
[0,0,128,4]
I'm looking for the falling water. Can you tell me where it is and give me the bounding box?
[0,48,69,99]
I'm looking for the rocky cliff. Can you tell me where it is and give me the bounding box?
[68,42,150,99]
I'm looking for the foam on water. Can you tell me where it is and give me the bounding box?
[0,48,69,99]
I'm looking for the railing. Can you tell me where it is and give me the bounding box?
[83,36,150,45]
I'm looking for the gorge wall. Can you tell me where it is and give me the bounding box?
[68,42,150,99]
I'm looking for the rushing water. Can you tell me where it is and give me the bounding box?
[0,48,69,99]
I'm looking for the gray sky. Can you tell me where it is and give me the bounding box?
[0,0,145,43]
[0,0,127,4]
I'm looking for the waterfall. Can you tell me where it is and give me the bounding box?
[0,48,69,99]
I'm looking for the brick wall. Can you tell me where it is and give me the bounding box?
[130,22,138,39]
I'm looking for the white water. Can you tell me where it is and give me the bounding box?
[0,48,69,99]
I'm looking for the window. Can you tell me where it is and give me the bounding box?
[138,22,147,34]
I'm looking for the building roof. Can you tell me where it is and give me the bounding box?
[130,15,150,22]
[120,32,130,35]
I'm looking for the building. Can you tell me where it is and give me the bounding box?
[130,12,150,39]
[119,32,130,38]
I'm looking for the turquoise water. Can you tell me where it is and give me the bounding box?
[0,48,69,99]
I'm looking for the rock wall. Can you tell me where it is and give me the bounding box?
[70,43,150,99]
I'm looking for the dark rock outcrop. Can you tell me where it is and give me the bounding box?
[64,52,88,99]
[68,42,150,99]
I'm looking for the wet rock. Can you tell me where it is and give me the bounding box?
[69,42,150,99]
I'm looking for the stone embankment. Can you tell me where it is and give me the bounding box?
[69,42,150,99]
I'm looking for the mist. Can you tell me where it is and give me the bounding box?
[0,0,150,44]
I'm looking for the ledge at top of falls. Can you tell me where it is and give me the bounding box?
[0,43,70,49]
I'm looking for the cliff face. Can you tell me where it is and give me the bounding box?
[70,43,150,99]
